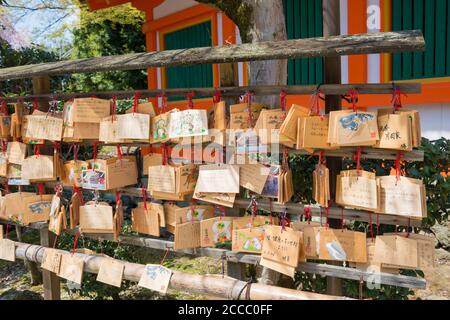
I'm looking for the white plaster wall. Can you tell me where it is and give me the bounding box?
[153,0,198,20]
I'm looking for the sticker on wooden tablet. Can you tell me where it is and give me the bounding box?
[0,239,15,262]
[138,264,172,294]
[96,259,125,288]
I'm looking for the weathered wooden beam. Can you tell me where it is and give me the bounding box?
[0,31,425,81]
[13,241,352,300]
[115,188,423,228]
[0,83,422,103]
[232,199,423,228]
[289,148,424,162]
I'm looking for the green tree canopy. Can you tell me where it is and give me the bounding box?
[67,3,148,92]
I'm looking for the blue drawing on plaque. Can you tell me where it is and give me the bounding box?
[339,113,374,132]
[145,265,170,280]
[29,202,51,214]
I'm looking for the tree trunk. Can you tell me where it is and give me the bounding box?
[243,0,287,107]
[198,0,287,286]
[241,0,286,284]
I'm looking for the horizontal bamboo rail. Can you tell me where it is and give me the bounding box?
[0,31,425,81]
[1,221,426,289]
[1,83,421,102]
[12,241,352,300]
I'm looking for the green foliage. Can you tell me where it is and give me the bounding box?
[66,4,147,93]
[0,39,62,95]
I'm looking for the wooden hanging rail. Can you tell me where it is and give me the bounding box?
[0,31,425,81]
[0,83,421,102]
[289,148,425,162]
[116,187,423,228]
[3,221,426,289]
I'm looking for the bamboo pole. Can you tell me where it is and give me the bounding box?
[13,241,352,300]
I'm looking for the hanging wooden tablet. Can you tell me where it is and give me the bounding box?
[62,160,89,187]
[0,152,7,177]
[131,207,160,237]
[239,163,270,194]
[333,111,379,146]
[41,248,63,274]
[96,258,125,288]
[82,157,138,191]
[79,203,114,234]
[354,240,399,274]
[280,104,310,142]
[168,109,208,139]
[318,228,367,263]
[200,217,234,248]
[138,264,172,294]
[195,164,239,194]
[24,114,64,141]
[137,202,165,227]
[6,141,26,165]
[68,98,111,123]
[70,192,82,229]
[21,194,53,225]
[113,200,124,241]
[375,112,412,151]
[336,170,379,211]
[377,176,426,219]
[291,223,322,259]
[382,233,435,269]
[0,115,11,139]
[173,205,214,225]
[261,165,281,199]
[0,239,15,262]
[313,164,330,207]
[297,115,332,150]
[260,225,304,277]
[117,113,151,140]
[373,235,419,269]
[232,228,265,253]
[174,221,201,250]
[193,192,236,208]
[212,101,227,131]
[232,215,274,230]
[48,195,65,235]
[58,254,84,285]
[0,225,3,240]
[397,109,421,147]
[21,155,56,181]
[148,165,176,194]
[150,112,170,143]
[143,153,163,175]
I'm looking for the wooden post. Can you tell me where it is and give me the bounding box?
[15,225,42,285]
[323,0,343,296]
[39,228,61,300]
[32,75,61,300]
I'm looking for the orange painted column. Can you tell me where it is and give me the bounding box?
[347,0,368,85]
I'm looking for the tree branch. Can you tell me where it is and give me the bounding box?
[0,4,72,11]
[196,0,253,43]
